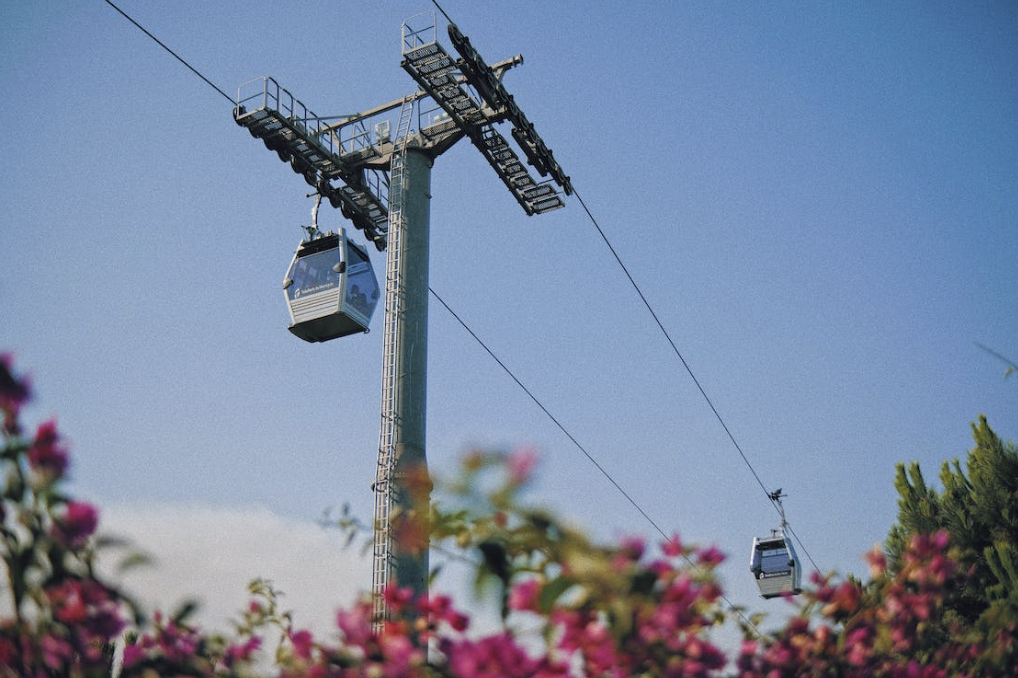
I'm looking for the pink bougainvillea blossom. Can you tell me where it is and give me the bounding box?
[507,447,538,486]
[417,592,469,633]
[695,545,726,568]
[50,500,99,549]
[27,419,69,480]
[443,631,540,678]
[3,358,1017,678]
[663,533,684,557]
[507,578,541,613]
[0,352,30,434]
[224,636,262,667]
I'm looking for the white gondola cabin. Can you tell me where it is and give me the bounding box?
[283,228,380,342]
[750,530,802,599]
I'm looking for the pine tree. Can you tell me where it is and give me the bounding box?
[886,415,1018,620]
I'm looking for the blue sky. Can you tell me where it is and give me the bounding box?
[2,0,1016,639]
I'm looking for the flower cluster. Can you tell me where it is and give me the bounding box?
[736,529,1017,677]
[429,450,730,678]
[1,355,125,678]
[2,352,1016,677]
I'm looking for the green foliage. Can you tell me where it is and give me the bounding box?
[886,463,941,569]
[886,415,1018,621]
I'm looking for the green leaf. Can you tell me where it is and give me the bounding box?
[94,534,133,549]
[171,599,200,625]
[116,550,153,574]
[538,575,575,613]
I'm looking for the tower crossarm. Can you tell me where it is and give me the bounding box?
[400,25,566,215]
[471,124,565,215]
[446,23,572,197]
[234,76,389,249]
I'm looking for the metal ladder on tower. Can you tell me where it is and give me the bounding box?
[371,94,415,626]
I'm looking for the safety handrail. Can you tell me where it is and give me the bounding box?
[236,76,339,158]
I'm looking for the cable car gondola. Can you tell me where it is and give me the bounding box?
[750,490,802,599]
[283,226,380,343]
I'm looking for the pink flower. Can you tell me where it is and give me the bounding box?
[225,636,262,666]
[508,578,541,613]
[444,632,538,678]
[289,629,315,659]
[507,447,538,486]
[378,632,421,677]
[0,353,31,433]
[844,625,874,667]
[695,545,725,567]
[819,581,862,620]
[28,419,69,480]
[383,584,415,612]
[121,643,145,667]
[40,634,74,670]
[418,593,470,632]
[662,533,684,557]
[337,603,373,648]
[51,501,99,549]
[865,544,887,577]
[619,535,645,562]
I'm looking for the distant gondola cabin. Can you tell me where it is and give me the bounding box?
[283,229,380,342]
[750,532,802,599]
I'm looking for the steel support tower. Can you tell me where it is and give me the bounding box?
[234,10,571,628]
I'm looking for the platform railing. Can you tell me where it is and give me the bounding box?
[401,11,437,53]
[236,76,339,157]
